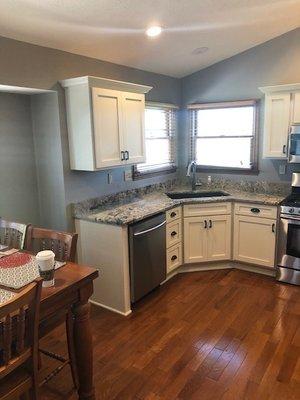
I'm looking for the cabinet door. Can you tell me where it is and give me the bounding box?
[233,215,276,267]
[207,215,231,261]
[121,92,145,164]
[292,92,300,124]
[263,93,291,158]
[184,217,208,263]
[92,88,124,168]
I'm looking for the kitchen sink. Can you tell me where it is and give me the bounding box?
[166,191,230,199]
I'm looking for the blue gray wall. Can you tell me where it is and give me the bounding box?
[0,93,40,224]
[180,28,300,183]
[0,35,181,229]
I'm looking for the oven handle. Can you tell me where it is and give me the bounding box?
[281,216,300,225]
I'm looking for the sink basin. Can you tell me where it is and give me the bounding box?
[166,191,230,200]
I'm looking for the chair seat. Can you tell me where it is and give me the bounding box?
[0,367,32,400]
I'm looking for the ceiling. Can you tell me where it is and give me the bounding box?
[0,0,300,78]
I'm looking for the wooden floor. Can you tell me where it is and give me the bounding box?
[40,269,300,400]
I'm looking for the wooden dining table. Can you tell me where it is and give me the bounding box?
[0,256,99,400]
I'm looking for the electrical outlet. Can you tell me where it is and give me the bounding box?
[107,172,113,184]
[279,164,286,175]
[124,169,133,181]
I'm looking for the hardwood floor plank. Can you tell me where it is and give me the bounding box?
[39,270,300,400]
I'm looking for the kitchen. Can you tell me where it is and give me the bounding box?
[0,2,300,399]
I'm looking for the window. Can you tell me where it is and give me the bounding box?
[134,103,177,178]
[189,100,258,172]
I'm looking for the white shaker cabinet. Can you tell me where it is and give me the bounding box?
[262,93,291,158]
[121,92,146,164]
[233,203,277,268]
[292,92,300,124]
[61,76,152,171]
[260,83,300,159]
[183,205,232,264]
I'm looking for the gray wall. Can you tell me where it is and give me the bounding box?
[0,92,40,224]
[31,92,67,231]
[0,35,181,229]
[180,28,300,183]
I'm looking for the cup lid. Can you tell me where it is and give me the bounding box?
[36,250,55,260]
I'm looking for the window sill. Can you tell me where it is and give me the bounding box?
[196,166,259,175]
[133,166,177,180]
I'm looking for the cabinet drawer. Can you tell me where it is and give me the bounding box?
[166,206,182,222]
[184,202,231,217]
[166,219,182,248]
[167,243,182,273]
[234,203,278,219]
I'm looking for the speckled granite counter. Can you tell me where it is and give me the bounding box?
[74,184,285,226]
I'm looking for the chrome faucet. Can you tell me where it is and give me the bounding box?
[186,160,201,191]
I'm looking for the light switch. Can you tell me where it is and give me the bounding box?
[124,169,133,181]
[279,164,286,175]
[107,172,113,184]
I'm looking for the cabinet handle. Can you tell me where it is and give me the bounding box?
[283,144,287,154]
[204,220,207,229]
[209,219,212,229]
[250,208,260,214]
[124,150,129,160]
[171,255,177,261]
[121,151,125,161]
[171,231,177,237]
[272,223,276,233]
[170,212,177,218]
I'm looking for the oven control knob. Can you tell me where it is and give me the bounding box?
[289,208,295,214]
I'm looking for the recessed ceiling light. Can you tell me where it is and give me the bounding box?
[146,26,162,37]
[192,47,209,55]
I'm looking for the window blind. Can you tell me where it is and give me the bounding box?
[136,103,177,174]
[189,100,258,171]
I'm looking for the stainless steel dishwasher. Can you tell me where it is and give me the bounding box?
[129,213,166,303]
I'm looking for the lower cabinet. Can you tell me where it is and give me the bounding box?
[167,243,182,273]
[166,206,183,274]
[184,215,231,263]
[233,215,276,267]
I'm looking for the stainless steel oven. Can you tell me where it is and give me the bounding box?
[277,173,300,284]
[288,124,300,163]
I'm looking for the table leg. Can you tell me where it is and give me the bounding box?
[73,302,95,400]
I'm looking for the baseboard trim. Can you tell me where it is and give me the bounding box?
[234,262,276,277]
[89,299,132,316]
[179,262,232,274]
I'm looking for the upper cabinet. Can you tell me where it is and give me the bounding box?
[260,83,300,159]
[60,76,152,171]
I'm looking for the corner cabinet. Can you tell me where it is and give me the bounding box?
[183,204,232,264]
[259,83,300,159]
[60,76,152,171]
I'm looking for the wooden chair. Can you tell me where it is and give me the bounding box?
[0,280,42,400]
[25,226,78,262]
[25,226,79,390]
[0,219,27,250]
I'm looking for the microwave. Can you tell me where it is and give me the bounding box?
[288,125,300,163]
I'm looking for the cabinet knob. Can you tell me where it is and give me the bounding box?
[171,255,177,261]
[250,208,260,214]
[170,212,177,218]
[171,231,177,237]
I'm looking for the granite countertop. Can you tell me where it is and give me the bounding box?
[76,187,284,226]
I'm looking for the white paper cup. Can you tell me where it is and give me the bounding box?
[36,250,55,287]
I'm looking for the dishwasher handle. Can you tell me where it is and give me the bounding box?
[133,220,166,236]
